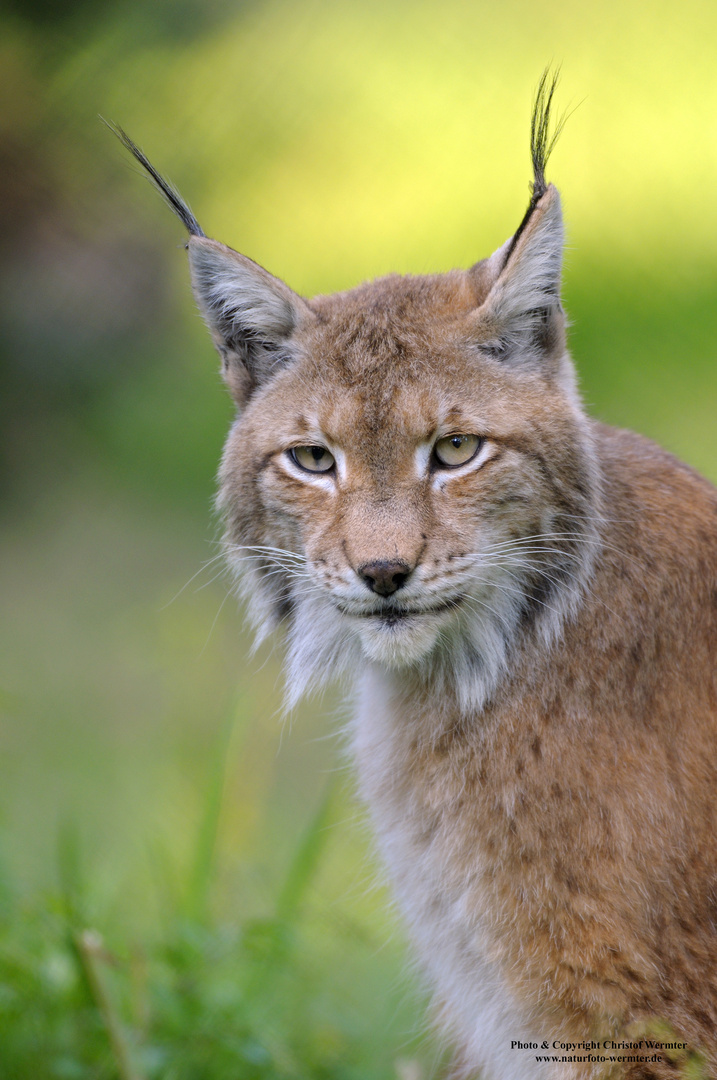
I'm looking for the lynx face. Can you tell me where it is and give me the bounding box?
[108,101,597,711]
[204,204,601,710]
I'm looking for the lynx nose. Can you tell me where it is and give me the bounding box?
[358,560,411,597]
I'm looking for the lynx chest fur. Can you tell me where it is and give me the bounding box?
[115,76,717,1079]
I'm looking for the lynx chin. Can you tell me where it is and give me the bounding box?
[112,72,717,1079]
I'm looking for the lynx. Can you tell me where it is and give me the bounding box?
[112,73,717,1079]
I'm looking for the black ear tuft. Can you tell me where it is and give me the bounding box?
[504,68,567,262]
[530,67,565,202]
[103,119,205,239]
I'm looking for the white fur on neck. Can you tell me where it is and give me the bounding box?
[349,667,559,1080]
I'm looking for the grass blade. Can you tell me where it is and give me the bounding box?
[76,929,145,1080]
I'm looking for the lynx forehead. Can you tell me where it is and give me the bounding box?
[115,71,717,1079]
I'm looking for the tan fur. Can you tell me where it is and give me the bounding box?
[146,141,717,1075]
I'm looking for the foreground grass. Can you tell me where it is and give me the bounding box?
[0,780,434,1080]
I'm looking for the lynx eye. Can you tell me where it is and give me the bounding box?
[433,433,482,468]
[289,445,336,474]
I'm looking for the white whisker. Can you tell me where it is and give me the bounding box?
[158,553,231,610]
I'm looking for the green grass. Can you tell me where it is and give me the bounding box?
[0,717,435,1080]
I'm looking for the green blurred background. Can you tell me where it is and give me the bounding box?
[1,0,716,1076]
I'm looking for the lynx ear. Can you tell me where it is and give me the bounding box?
[470,68,567,369]
[473,185,565,366]
[188,237,313,404]
[104,123,312,406]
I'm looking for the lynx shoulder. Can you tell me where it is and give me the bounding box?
[112,73,717,1079]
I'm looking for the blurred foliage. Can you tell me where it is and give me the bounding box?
[1,0,717,1074]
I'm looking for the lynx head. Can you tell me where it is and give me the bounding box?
[112,72,601,713]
